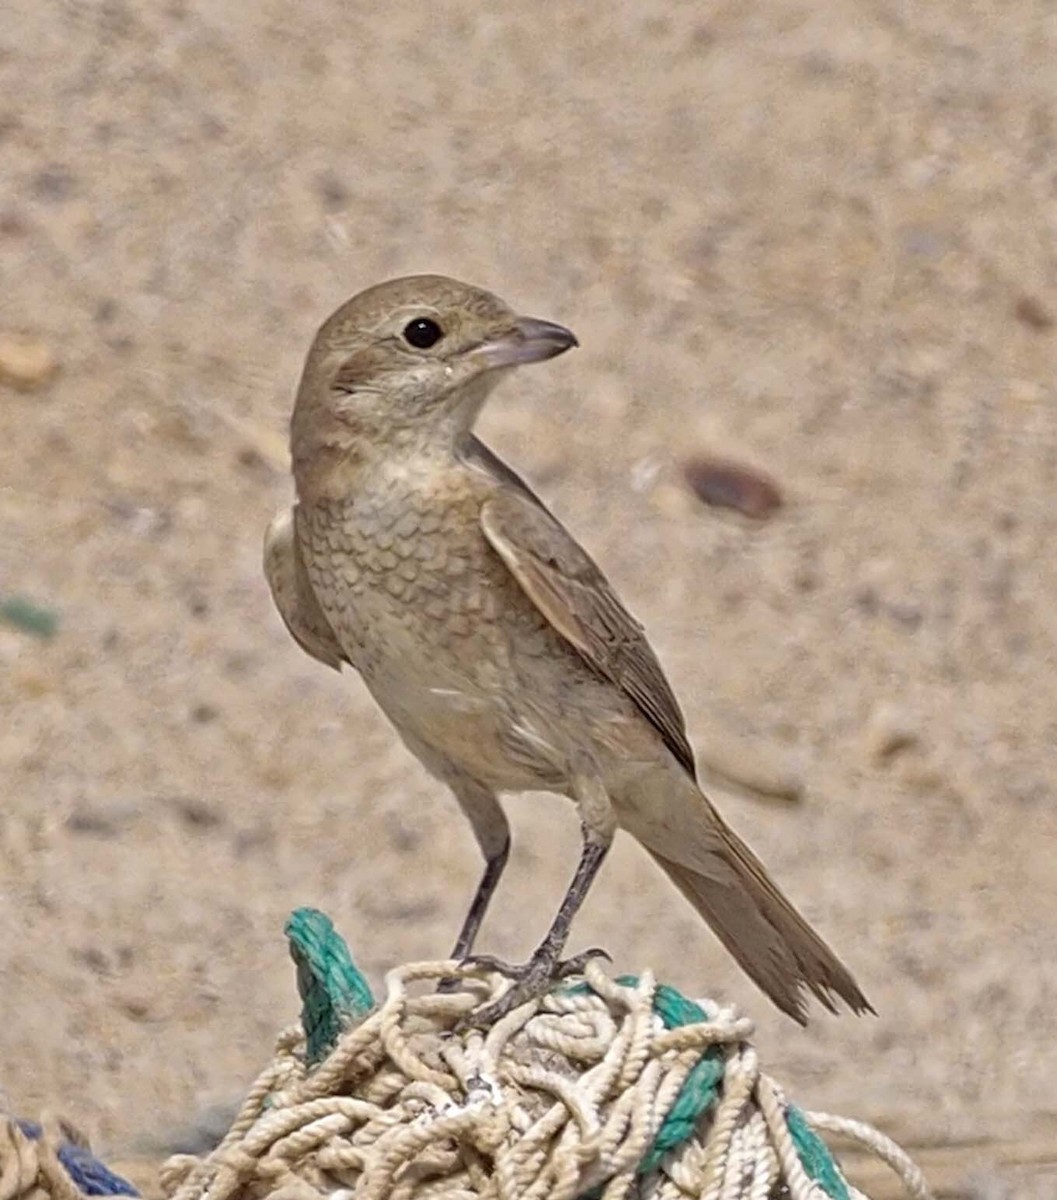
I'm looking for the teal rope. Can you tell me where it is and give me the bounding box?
[575,974,850,1198]
[787,1105,850,1200]
[284,908,375,1064]
[625,978,725,1174]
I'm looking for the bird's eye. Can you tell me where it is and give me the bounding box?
[403,317,444,349]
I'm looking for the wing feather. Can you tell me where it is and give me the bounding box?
[264,507,348,671]
[480,489,696,778]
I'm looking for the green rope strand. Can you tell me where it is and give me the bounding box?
[284,907,375,1064]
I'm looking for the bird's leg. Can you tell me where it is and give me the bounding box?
[462,834,612,1021]
[451,841,510,960]
[438,779,511,993]
[462,772,615,1025]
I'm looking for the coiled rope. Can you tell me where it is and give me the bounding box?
[155,909,932,1200]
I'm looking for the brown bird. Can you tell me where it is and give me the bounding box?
[264,275,871,1025]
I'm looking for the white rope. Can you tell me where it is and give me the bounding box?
[156,960,932,1200]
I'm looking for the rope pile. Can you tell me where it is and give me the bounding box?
[157,910,932,1200]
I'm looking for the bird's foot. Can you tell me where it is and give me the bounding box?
[456,946,610,1028]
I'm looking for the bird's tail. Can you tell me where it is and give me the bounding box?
[647,815,873,1023]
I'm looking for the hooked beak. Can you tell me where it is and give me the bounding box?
[472,316,579,370]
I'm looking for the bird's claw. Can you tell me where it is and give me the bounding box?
[462,945,610,981]
[454,946,612,1028]
[552,946,612,977]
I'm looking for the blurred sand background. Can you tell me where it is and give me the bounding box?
[2,2,1056,1196]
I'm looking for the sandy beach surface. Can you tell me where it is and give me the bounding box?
[2,3,1055,1195]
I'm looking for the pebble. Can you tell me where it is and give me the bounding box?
[0,334,58,391]
[116,990,155,1022]
[698,739,805,803]
[66,800,144,838]
[682,455,783,520]
[863,703,921,763]
[1013,294,1054,331]
[166,795,224,830]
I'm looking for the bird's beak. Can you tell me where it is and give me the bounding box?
[472,317,579,370]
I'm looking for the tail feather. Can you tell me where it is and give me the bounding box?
[650,828,873,1023]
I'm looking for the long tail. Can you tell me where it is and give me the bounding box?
[649,822,873,1023]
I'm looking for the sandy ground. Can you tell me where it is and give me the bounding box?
[2,2,1056,1196]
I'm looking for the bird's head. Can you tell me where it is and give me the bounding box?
[291,275,577,494]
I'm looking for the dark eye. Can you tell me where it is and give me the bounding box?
[403,317,444,349]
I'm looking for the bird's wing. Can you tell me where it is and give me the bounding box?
[263,507,348,671]
[480,487,696,778]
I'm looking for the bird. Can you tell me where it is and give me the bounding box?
[264,274,872,1025]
